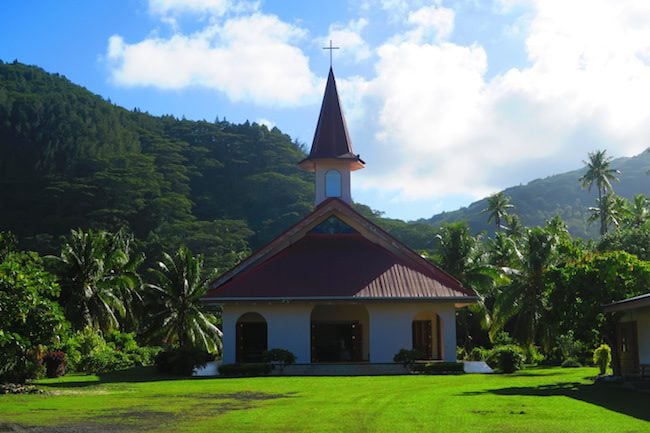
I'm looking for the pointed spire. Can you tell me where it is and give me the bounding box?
[299,68,364,171]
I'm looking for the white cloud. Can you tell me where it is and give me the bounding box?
[351,0,650,209]
[324,19,371,63]
[148,0,232,16]
[406,5,454,42]
[107,13,319,106]
[256,118,275,129]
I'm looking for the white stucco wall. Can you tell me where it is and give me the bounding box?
[366,302,456,363]
[622,307,650,364]
[221,301,458,364]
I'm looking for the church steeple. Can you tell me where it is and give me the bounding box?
[299,68,364,206]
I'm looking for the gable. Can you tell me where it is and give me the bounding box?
[204,198,476,302]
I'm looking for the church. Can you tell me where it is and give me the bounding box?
[203,68,477,366]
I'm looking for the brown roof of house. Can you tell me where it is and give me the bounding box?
[299,68,364,171]
[204,198,476,302]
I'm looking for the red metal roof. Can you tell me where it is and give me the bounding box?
[299,68,364,171]
[204,212,475,301]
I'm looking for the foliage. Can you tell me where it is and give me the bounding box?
[593,344,611,375]
[466,347,488,361]
[262,349,296,365]
[561,359,582,368]
[486,345,524,373]
[43,351,66,378]
[145,246,221,353]
[217,363,274,377]
[154,347,213,376]
[579,150,621,236]
[556,331,584,362]
[48,228,143,332]
[482,192,514,231]
[0,250,68,383]
[598,224,650,260]
[393,349,425,365]
[409,362,465,374]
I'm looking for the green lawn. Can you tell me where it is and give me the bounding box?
[1,367,649,433]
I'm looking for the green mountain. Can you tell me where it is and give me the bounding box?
[421,150,650,238]
[0,61,314,269]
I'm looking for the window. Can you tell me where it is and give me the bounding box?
[325,170,342,197]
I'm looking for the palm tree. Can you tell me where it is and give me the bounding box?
[579,150,620,236]
[50,228,143,331]
[588,193,624,235]
[482,192,514,232]
[146,246,221,353]
[624,194,649,228]
[491,227,556,347]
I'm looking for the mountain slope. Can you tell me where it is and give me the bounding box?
[421,149,650,238]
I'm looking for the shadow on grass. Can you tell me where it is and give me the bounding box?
[462,381,650,421]
[39,366,207,388]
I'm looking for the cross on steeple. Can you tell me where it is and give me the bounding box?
[323,40,339,67]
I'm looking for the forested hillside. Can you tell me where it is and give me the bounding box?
[422,150,650,238]
[0,61,314,269]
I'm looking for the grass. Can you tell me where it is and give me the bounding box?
[1,367,649,432]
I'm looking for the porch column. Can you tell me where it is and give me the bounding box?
[221,307,240,364]
[265,303,312,364]
[367,304,412,363]
[438,306,457,362]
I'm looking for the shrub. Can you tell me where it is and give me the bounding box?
[262,349,296,365]
[492,331,514,346]
[456,346,467,361]
[522,345,545,365]
[486,345,524,373]
[155,347,213,376]
[79,349,132,374]
[43,351,66,378]
[561,358,582,368]
[218,363,273,377]
[393,349,425,365]
[410,362,464,374]
[593,344,611,375]
[467,347,487,361]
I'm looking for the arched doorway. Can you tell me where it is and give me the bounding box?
[236,312,267,363]
[412,312,442,360]
[311,304,369,363]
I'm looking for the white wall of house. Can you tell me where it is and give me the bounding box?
[622,306,650,364]
[221,301,458,364]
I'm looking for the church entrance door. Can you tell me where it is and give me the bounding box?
[311,321,362,362]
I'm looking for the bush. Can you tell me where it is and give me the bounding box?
[467,347,487,361]
[262,349,296,365]
[593,344,611,375]
[218,363,273,377]
[43,351,66,378]
[492,331,514,346]
[155,347,213,376]
[522,345,545,365]
[561,358,582,368]
[410,362,464,374]
[79,349,133,374]
[456,346,467,361]
[486,345,524,373]
[393,349,425,365]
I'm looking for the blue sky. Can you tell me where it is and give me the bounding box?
[2,0,650,220]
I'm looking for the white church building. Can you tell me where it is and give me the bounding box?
[203,68,477,366]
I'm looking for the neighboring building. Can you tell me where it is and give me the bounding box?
[203,68,477,366]
[604,293,650,376]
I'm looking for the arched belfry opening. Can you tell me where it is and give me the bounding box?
[325,169,342,197]
[236,312,267,363]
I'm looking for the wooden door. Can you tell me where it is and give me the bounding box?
[412,320,432,359]
[618,321,639,376]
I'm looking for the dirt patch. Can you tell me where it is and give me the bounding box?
[192,391,296,401]
[0,423,125,433]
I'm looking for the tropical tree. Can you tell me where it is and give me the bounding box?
[579,150,620,236]
[491,227,556,347]
[482,192,514,232]
[622,194,649,229]
[431,223,499,348]
[49,228,143,332]
[145,246,221,353]
[587,193,624,235]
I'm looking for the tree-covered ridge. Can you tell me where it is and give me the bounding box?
[422,149,650,238]
[0,61,313,269]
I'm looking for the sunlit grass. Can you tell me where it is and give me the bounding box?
[0,367,648,433]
